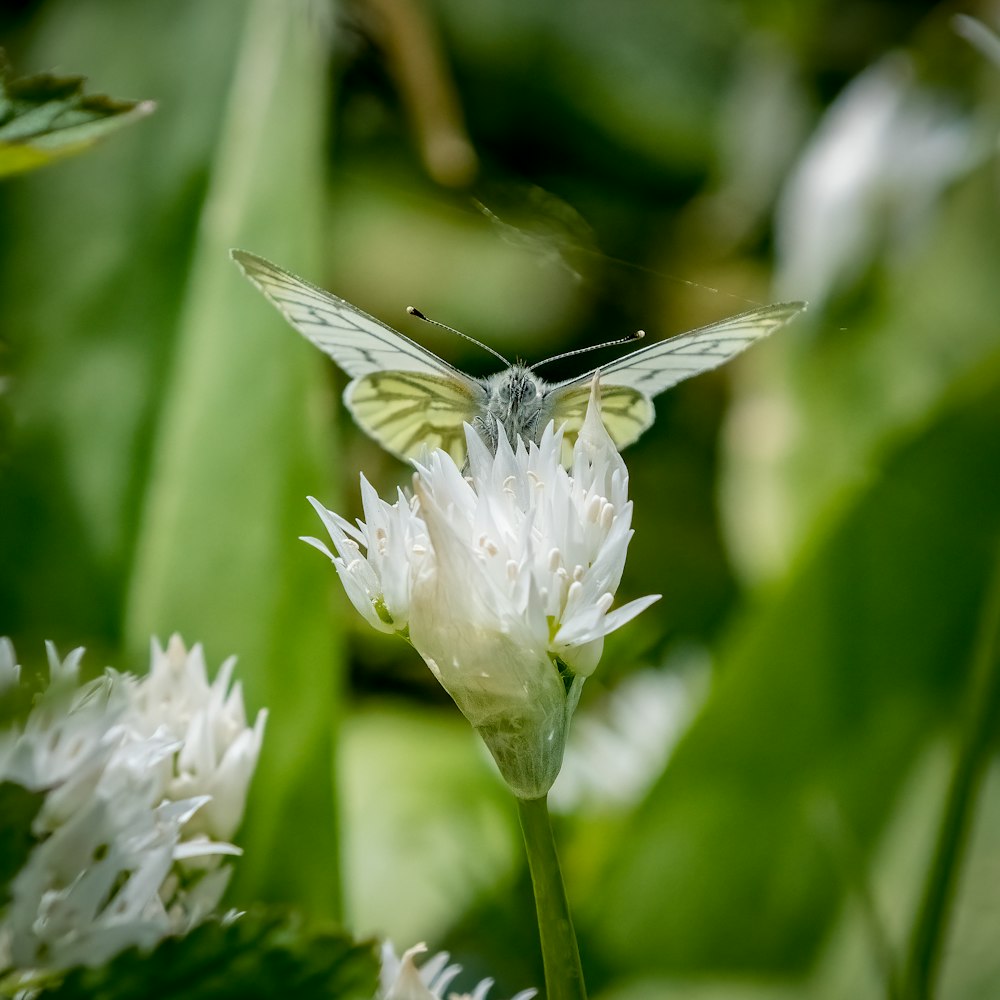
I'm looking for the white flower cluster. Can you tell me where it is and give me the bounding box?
[0,635,266,974]
[379,942,536,1000]
[306,378,658,799]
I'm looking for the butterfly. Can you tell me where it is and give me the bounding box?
[231,249,806,466]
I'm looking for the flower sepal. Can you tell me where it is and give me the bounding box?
[467,663,585,801]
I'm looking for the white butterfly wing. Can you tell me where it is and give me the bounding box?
[231,249,475,382]
[545,300,805,450]
[564,301,806,395]
[232,249,487,463]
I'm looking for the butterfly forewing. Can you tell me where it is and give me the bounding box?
[564,301,806,396]
[346,371,482,464]
[231,250,472,381]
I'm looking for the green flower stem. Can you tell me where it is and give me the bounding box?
[900,543,1000,1000]
[516,795,587,1000]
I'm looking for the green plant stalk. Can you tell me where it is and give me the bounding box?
[516,795,587,1000]
[900,542,1000,1000]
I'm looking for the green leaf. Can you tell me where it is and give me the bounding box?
[590,355,1000,976]
[0,0,246,645]
[122,0,344,918]
[42,912,379,1000]
[0,781,45,909]
[0,53,154,178]
[340,701,521,946]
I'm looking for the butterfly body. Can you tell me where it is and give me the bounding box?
[476,366,550,454]
[231,249,806,466]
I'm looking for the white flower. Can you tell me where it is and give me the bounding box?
[775,53,974,307]
[550,651,710,814]
[379,942,536,1000]
[126,635,267,842]
[0,637,264,974]
[0,636,20,693]
[953,15,1000,72]
[0,644,127,833]
[306,378,658,799]
[6,795,188,970]
[305,480,424,636]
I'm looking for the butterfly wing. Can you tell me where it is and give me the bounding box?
[232,250,486,463]
[547,300,806,448]
[542,383,655,457]
[231,250,475,380]
[346,371,481,465]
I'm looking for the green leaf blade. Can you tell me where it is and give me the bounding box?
[590,358,1000,976]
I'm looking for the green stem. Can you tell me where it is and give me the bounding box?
[900,542,1000,1000]
[516,795,588,1000]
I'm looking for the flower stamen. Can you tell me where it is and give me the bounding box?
[600,501,615,529]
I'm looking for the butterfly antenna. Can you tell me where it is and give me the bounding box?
[406,306,512,367]
[529,329,645,372]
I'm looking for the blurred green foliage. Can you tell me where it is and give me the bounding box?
[0,53,154,178]
[2,0,1000,997]
[45,912,379,1000]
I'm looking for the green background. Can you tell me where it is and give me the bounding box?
[2,0,999,996]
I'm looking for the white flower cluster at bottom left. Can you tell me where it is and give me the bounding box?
[0,635,266,975]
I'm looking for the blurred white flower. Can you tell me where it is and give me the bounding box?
[775,53,975,307]
[550,652,710,814]
[953,14,1000,72]
[379,942,536,1000]
[6,794,194,970]
[0,636,20,693]
[0,636,264,973]
[306,378,658,799]
[127,635,267,842]
[0,643,121,822]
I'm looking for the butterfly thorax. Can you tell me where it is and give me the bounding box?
[475,366,551,452]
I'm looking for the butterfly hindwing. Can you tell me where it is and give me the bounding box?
[231,250,475,383]
[560,301,806,397]
[546,383,654,456]
[346,370,483,465]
